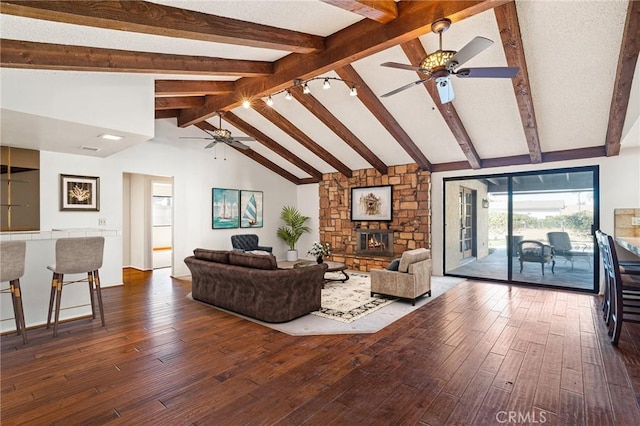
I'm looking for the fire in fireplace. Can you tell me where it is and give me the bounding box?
[356,230,394,255]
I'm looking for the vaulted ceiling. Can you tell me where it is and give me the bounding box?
[1,0,639,184]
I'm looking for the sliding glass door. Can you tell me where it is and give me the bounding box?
[444,166,599,292]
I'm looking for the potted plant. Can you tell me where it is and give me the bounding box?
[308,241,331,263]
[277,206,311,261]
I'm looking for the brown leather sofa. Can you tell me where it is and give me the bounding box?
[184,249,327,323]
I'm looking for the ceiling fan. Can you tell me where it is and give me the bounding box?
[180,112,254,150]
[380,18,519,104]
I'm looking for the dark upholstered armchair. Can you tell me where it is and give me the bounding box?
[231,234,272,253]
[518,240,555,275]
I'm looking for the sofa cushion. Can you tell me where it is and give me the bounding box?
[193,248,230,264]
[386,258,401,271]
[229,251,277,270]
[398,248,431,273]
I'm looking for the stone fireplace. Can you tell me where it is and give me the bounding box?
[319,164,431,272]
[356,229,394,256]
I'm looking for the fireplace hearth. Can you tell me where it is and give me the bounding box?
[356,230,394,256]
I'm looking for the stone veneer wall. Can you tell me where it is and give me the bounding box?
[319,164,431,272]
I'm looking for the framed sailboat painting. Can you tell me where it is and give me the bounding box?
[212,188,240,229]
[240,190,263,228]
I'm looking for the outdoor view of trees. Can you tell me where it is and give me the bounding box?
[488,210,594,249]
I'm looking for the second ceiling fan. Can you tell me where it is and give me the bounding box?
[181,112,254,150]
[381,18,519,104]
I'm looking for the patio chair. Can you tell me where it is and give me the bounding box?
[547,231,593,270]
[518,240,555,275]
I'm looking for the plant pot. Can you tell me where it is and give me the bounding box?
[316,255,323,264]
[286,249,298,262]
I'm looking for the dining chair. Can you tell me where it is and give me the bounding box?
[0,241,28,344]
[600,232,640,345]
[47,237,106,337]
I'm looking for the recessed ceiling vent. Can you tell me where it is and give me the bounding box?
[81,146,101,152]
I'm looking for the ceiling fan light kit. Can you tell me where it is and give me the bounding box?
[381,18,519,104]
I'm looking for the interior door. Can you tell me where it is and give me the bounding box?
[460,187,474,259]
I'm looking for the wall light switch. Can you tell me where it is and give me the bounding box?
[98,218,107,226]
[631,217,640,226]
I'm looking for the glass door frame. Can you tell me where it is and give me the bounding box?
[443,165,600,293]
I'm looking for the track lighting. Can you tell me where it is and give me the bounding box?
[263,76,358,107]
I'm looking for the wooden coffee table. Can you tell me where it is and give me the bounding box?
[289,260,349,285]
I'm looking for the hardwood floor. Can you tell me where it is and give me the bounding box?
[2,268,640,425]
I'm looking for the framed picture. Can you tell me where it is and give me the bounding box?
[212,188,239,229]
[60,174,100,211]
[240,190,263,228]
[351,185,392,221]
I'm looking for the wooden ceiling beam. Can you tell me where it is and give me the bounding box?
[223,112,324,181]
[401,39,483,169]
[335,64,432,171]
[604,0,640,157]
[155,96,204,110]
[0,39,273,76]
[494,1,542,163]
[432,146,607,172]
[0,0,324,54]
[155,109,179,120]
[252,101,353,178]
[178,0,510,126]
[320,0,398,23]
[195,122,307,185]
[237,149,311,185]
[155,80,235,96]
[290,87,388,175]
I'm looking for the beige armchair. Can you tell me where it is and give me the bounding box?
[370,248,432,305]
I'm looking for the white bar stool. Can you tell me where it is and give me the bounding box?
[46,237,105,337]
[1,241,28,344]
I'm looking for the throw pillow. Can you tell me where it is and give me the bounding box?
[193,248,230,264]
[386,258,401,271]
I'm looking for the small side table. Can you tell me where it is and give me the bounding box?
[292,260,349,285]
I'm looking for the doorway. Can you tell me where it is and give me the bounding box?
[122,173,174,273]
[152,181,173,269]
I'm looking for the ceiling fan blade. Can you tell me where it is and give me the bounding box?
[380,78,430,98]
[232,137,255,142]
[204,141,218,149]
[447,36,493,70]
[436,77,455,104]
[228,140,250,150]
[381,62,429,73]
[454,67,519,78]
[179,137,215,140]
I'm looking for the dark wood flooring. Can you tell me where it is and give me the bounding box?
[2,268,640,425]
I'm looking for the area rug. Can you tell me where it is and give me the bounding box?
[311,272,396,323]
[184,273,466,336]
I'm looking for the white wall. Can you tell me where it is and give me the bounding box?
[37,118,299,281]
[431,146,640,275]
[297,183,321,259]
